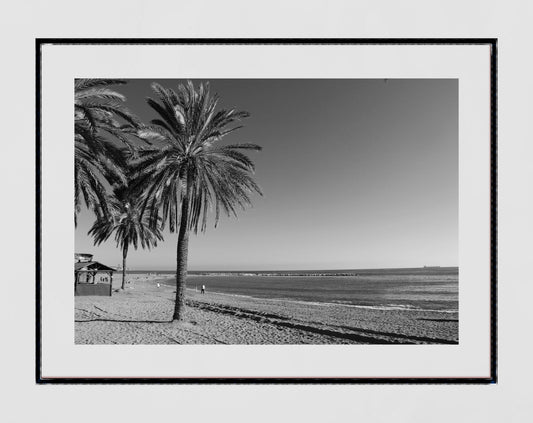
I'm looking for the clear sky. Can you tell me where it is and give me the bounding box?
[75,79,458,271]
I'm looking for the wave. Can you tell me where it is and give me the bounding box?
[186,289,255,300]
[185,288,458,313]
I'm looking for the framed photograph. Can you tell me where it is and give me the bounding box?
[36,39,496,383]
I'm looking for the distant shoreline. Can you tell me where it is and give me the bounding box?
[125,266,459,277]
[124,268,459,313]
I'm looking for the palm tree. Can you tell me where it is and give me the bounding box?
[133,81,262,321]
[74,79,140,225]
[88,184,163,290]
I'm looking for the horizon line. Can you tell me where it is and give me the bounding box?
[124,265,459,272]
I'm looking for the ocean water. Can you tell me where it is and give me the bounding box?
[141,267,458,312]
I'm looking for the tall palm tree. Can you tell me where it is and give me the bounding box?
[88,184,164,290]
[133,81,262,321]
[74,79,140,225]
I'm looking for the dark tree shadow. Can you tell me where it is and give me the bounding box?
[75,302,458,345]
[75,319,173,323]
[187,299,458,344]
[329,323,458,344]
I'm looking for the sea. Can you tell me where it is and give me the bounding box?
[131,267,459,313]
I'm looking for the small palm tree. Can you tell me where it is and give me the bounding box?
[75,79,140,225]
[88,184,164,290]
[134,81,262,321]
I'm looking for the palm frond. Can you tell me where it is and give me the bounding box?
[75,87,126,102]
[75,79,127,91]
[88,188,164,251]
[74,78,145,223]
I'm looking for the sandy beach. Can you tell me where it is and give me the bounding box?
[75,275,458,345]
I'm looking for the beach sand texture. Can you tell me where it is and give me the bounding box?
[75,275,458,345]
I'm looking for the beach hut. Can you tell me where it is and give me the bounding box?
[75,253,116,296]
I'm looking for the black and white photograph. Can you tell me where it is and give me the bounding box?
[73,78,459,346]
[37,41,495,382]
[8,0,533,421]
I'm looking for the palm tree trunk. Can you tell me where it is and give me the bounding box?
[173,175,190,321]
[121,245,128,290]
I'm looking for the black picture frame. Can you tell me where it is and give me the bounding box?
[36,38,497,384]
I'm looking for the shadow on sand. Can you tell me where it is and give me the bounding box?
[75,319,173,324]
[75,301,458,344]
[187,300,458,345]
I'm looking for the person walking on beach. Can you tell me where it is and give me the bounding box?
[201,285,206,294]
